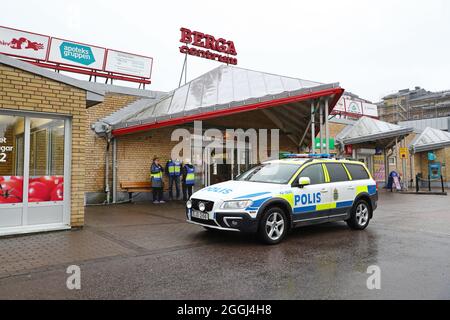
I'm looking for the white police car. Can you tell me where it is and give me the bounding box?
[186,155,378,244]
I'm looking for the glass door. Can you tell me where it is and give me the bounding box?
[232,146,251,179]
[0,111,71,235]
[0,115,25,227]
[27,117,66,225]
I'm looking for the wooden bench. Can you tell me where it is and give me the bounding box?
[120,181,152,202]
[120,181,170,202]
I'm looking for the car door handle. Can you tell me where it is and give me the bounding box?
[320,189,329,193]
[347,187,355,190]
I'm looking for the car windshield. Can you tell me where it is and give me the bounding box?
[236,163,301,184]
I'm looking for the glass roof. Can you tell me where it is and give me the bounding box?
[113,65,329,129]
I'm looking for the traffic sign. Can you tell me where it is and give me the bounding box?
[399,147,408,159]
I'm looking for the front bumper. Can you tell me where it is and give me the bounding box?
[186,209,259,233]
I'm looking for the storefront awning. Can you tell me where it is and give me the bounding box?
[336,116,413,148]
[108,65,344,138]
[409,127,450,153]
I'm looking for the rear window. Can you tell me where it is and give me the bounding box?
[325,163,349,182]
[345,164,370,180]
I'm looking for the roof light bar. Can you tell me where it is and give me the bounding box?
[282,153,333,159]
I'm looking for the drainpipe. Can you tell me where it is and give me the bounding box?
[105,137,111,204]
[311,102,315,154]
[325,99,330,154]
[92,121,113,205]
[112,137,117,204]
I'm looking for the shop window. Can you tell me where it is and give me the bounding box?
[388,157,396,166]
[28,118,64,203]
[0,115,25,204]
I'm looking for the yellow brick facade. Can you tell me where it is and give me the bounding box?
[0,64,87,227]
[114,112,299,192]
[85,93,140,193]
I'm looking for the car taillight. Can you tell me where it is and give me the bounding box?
[376,182,379,192]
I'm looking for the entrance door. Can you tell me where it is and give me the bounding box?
[202,143,251,187]
[0,111,71,236]
[0,114,25,228]
[232,147,251,180]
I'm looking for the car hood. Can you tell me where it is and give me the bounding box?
[191,180,285,202]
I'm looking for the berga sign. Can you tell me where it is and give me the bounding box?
[179,27,238,65]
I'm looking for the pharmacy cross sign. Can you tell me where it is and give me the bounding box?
[179,27,238,65]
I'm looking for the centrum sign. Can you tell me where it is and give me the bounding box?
[59,42,95,66]
[179,27,238,65]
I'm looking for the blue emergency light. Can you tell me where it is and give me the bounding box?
[282,153,333,159]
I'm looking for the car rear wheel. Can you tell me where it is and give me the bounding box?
[346,199,371,230]
[258,207,288,245]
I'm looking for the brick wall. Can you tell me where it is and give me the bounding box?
[0,64,87,226]
[113,112,300,191]
[85,93,140,193]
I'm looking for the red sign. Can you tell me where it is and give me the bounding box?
[345,145,353,155]
[179,27,238,65]
[0,26,152,85]
[0,26,50,61]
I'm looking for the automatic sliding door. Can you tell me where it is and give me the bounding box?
[27,118,65,225]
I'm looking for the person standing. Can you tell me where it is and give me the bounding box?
[182,159,195,201]
[166,158,182,200]
[150,157,165,204]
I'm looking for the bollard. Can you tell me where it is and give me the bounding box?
[416,174,419,193]
[428,174,431,192]
[441,175,445,194]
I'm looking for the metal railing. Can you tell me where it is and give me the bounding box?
[415,174,445,193]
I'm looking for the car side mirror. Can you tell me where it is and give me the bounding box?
[298,177,311,188]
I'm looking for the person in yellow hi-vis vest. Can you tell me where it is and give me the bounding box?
[165,158,182,200]
[150,157,165,204]
[182,159,195,201]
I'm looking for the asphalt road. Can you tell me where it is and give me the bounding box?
[0,191,449,299]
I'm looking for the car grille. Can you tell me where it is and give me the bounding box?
[191,199,214,212]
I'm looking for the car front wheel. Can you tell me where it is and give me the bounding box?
[346,199,371,230]
[258,207,288,245]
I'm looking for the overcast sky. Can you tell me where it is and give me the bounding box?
[2,0,449,102]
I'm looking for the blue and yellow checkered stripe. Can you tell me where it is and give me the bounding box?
[293,200,354,214]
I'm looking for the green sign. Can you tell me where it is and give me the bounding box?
[314,138,335,150]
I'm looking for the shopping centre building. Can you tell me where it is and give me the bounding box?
[1,29,450,236]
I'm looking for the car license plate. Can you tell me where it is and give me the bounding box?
[192,210,209,220]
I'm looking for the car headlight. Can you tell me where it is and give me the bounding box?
[220,200,253,210]
[186,200,192,209]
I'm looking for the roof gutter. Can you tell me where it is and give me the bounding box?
[410,141,450,154]
[338,127,414,146]
[111,87,344,136]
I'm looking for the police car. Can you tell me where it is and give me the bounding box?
[186,155,378,244]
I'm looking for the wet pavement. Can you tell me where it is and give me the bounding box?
[0,191,449,299]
